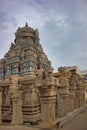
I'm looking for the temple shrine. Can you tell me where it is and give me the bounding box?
[0,23,87,129]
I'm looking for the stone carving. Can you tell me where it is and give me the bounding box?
[35,75,58,128]
[9,75,23,125]
[56,68,70,117]
[57,76,69,117]
[0,89,2,124]
[35,63,45,79]
[68,74,76,112]
[22,83,41,124]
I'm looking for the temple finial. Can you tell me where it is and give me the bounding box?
[25,22,28,27]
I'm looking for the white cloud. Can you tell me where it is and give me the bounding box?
[0,0,87,71]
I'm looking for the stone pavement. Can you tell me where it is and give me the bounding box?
[57,104,87,128]
[57,107,87,130]
[0,125,39,130]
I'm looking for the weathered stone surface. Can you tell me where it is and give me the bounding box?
[35,67,59,128]
[68,74,76,112]
[9,75,23,125]
[56,68,70,118]
[0,89,2,124]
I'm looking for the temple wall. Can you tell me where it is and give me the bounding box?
[0,69,86,129]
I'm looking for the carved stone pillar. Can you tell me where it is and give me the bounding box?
[68,90,76,112]
[81,80,86,106]
[75,88,82,108]
[56,67,71,118]
[9,75,23,125]
[0,88,2,124]
[72,75,78,109]
[74,78,83,109]
[11,95,23,125]
[36,77,58,128]
[57,76,69,117]
[22,83,41,124]
[40,89,56,124]
[68,76,76,112]
[84,81,87,103]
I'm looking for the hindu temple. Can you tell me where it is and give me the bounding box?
[0,23,87,129]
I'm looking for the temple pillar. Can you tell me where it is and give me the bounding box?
[75,88,83,108]
[74,78,83,109]
[36,77,58,128]
[9,75,23,125]
[40,91,56,124]
[81,80,86,106]
[68,75,76,112]
[75,86,83,109]
[22,83,41,124]
[84,81,87,103]
[11,96,23,125]
[57,86,68,117]
[57,76,69,117]
[0,88,2,124]
[68,89,76,112]
[56,67,71,118]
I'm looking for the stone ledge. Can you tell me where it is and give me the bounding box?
[2,105,87,130]
[57,104,87,128]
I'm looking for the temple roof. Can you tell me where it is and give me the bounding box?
[15,23,39,38]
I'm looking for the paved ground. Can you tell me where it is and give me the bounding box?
[57,108,87,130]
[0,125,39,130]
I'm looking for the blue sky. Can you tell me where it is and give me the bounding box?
[0,0,87,71]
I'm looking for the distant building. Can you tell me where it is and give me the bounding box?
[66,66,80,74]
[79,70,87,80]
[79,70,87,75]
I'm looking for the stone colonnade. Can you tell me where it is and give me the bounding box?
[0,71,87,128]
[56,69,87,121]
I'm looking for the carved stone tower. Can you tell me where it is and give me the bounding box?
[0,23,52,77]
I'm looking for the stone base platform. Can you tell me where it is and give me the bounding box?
[1,104,87,130]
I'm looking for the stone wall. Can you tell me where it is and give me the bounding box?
[0,65,86,129]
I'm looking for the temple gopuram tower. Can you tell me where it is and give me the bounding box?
[0,23,52,77]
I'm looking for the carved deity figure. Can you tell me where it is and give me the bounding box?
[35,63,45,79]
[69,74,76,89]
